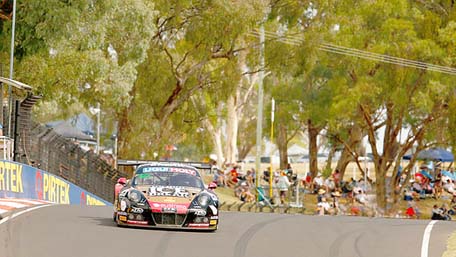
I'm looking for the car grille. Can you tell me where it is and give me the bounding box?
[152,213,186,225]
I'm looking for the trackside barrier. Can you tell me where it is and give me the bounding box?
[0,160,111,206]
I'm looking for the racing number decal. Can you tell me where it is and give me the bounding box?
[149,186,189,197]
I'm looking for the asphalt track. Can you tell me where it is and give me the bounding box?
[0,205,455,257]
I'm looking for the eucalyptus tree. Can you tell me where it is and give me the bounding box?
[0,0,156,136]
[117,0,269,159]
[323,0,456,211]
[265,0,456,212]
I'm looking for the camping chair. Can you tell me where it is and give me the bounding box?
[256,186,274,208]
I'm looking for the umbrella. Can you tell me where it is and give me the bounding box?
[441,170,456,180]
[403,148,454,162]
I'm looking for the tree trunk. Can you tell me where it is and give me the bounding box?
[336,124,363,179]
[225,95,238,164]
[325,144,337,172]
[308,119,320,178]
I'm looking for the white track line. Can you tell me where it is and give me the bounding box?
[421,220,438,257]
[0,204,52,226]
[0,202,28,208]
[0,199,48,205]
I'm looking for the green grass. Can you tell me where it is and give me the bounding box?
[443,231,456,257]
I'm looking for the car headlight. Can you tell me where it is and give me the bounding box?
[198,194,210,207]
[129,190,142,203]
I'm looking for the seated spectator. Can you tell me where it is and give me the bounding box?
[213,168,226,187]
[431,204,450,220]
[330,191,342,215]
[317,197,331,215]
[317,188,326,203]
[302,172,312,189]
[324,176,336,192]
[226,166,239,188]
[443,178,455,194]
[332,169,341,188]
[245,169,254,187]
[341,178,356,198]
[239,186,255,202]
[405,201,420,219]
[313,173,324,193]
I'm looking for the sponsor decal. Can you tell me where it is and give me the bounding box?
[86,194,106,206]
[119,215,127,222]
[127,220,148,225]
[142,167,169,173]
[149,186,189,198]
[131,207,144,214]
[210,216,219,220]
[188,223,209,227]
[169,168,196,176]
[149,201,189,214]
[0,162,23,193]
[210,220,217,225]
[117,211,127,216]
[41,173,70,204]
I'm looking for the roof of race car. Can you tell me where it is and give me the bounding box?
[117,160,212,170]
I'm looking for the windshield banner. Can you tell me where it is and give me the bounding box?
[0,160,111,206]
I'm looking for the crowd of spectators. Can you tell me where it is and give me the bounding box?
[211,162,456,220]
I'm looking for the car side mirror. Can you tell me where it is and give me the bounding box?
[208,182,217,190]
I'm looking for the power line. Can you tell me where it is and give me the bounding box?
[248,30,456,75]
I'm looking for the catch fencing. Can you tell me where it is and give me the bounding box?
[16,121,125,203]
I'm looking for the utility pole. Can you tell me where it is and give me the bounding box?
[7,0,16,137]
[96,102,101,154]
[269,98,274,199]
[255,24,265,202]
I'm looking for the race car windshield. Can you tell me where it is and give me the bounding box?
[132,172,203,189]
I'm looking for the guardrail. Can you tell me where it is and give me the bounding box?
[0,160,111,206]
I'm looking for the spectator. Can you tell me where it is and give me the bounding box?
[332,169,341,188]
[330,191,342,215]
[213,168,226,187]
[226,165,239,188]
[405,201,420,219]
[443,178,455,194]
[239,186,255,203]
[449,192,456,215]
[313,173,324,193]
[245,169,254,187]
[317,197,331,215]
[302,172,312,189]
[432,204,447,220]
[276,170,291,205]
[440,203,452,220]
[317,188,326,203]
[324,176,336,192]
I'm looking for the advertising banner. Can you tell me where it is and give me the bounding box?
[0,160,111,206]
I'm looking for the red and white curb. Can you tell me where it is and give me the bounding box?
[0,198,52,215]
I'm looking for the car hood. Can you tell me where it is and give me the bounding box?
[134,185,201,214]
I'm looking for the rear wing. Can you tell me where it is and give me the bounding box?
[117,159,213,171]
